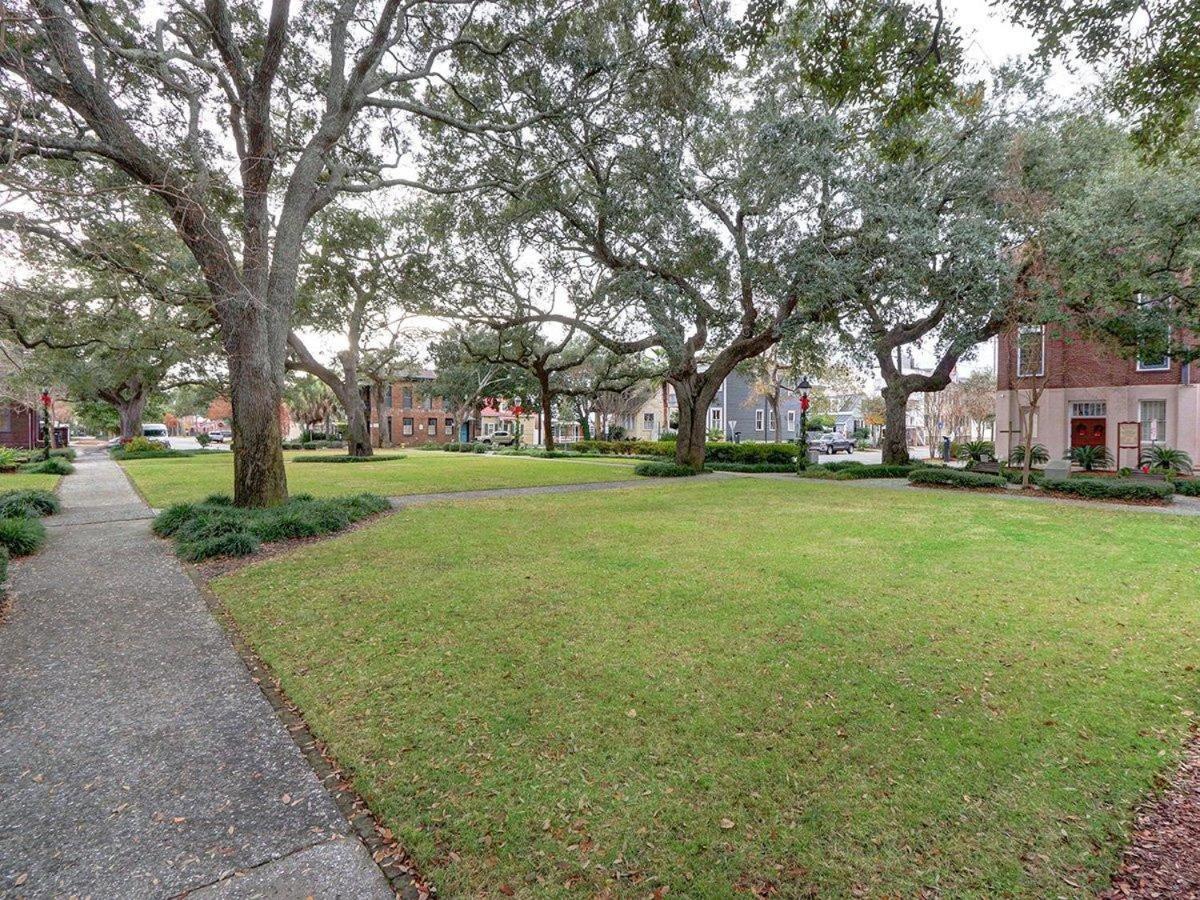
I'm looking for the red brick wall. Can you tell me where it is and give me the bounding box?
[0,404,37,449]
[997,327,1188,391]
[381,380,456,447]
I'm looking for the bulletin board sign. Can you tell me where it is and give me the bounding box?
[1118,421,1141,449]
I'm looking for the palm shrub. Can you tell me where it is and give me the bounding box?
[0,448,19,472]
[959,440,995,463]
[1068,443,1113,471]
[1008,443,1049,466]
[1141,444,1194,474]
[0,516,47,556]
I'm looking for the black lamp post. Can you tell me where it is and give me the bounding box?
[795,376,811,472]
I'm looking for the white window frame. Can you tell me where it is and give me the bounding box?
[444,419,454,436]
[1136,331,1171,372]
[1016,325,1045,378]
[768,409,776,432]
[755,409,765,431]
[642,412,654,430]
[709,407,722,430]
[786,410,796,432]
[1139,399,1167,445]
[1070,401,1107,418]
[402,417,414,436]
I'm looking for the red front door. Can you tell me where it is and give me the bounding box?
[1071,417,1106,449]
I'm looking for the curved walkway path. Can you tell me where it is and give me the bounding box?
[0,452,393,898]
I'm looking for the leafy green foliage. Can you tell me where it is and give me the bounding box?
[634,462,702,478]
[0,516,47,556]
[705,462,796,473]
[1141,445,1193,474]
[1068,443,1113,471]
[1044,478,1174,503]
[909,468,1007,489]
[0,489,60,518]
[154,493,391,561]
[0,449,19,470]
[1172,478,1200,497]
[0,544,8,586]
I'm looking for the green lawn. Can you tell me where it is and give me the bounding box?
[0,473,63,494]
[214,477,1200,897]
[118,450,639,507]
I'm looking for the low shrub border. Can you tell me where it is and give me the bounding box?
[1172,478,1200,497]
[634,461,702,478]
[908,468,1008,490]
[705,462,795,473]
[1042,477,1174,504]
[20,457,74,475]
[153,492,392,561]
[799,462,921,480]
[281,440,347,451]
[0,488,60,589]
[291,454,407,464]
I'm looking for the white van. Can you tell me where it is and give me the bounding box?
[141,423,171,448]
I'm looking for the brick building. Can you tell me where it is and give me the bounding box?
[994,323,1199,469]
[0,401,39,449]
[371,371,458,447]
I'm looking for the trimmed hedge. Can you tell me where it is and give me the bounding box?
[634,461,702,478]
[0,489,60,518]
[705,462,795,473]
[908,468,1008,490]
[154,492,392,561]
[1043,477,1174,503]
[291,453,407,463]
[1173,478,1200,497]
[574,439,798,465]
[20,457,74,475]
[798,462,920,480]
[0,516,47,556]
[282,440,347,451]
[110,447,198,460]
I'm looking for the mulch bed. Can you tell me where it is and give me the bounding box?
[1102,727,1200,898]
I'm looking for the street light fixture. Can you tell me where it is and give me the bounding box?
[795,376,812,472]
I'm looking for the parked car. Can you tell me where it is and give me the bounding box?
[806,431,855,454]
[480,430,517,446]
[141,423,171,449]
[207,430,228,443]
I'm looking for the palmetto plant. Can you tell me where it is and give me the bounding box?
[960,440,995,463]
[0,449,17,471]
[1141,444,1194,474]
[1008,443,1049,466]
[1068,443,1114,471]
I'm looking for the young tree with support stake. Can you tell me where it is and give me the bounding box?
[0,0,554,505]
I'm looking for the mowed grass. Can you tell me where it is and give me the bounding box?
[214,478,1200,897]
[118,450,639,506]
[0,473,62,494]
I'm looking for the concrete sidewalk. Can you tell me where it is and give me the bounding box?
[0,452,392,898]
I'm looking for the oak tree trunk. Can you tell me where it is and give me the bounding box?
[228,350,288,507]
[115,395,148,440]
[541,393,555,451]
[881,386,911,466]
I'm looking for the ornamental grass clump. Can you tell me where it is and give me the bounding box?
[155,492,391,561]
[0,489,60,518]
[0,516,47,556]
[20,457,74,475]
